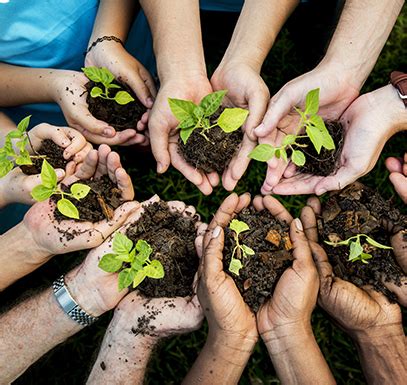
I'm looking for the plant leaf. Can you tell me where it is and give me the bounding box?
[348,241,363,261]
[168,98,196,122]
[229,219,250,235]
[135,239,153,263]
[364,235,393,250]
[305,88,320,115]
[70,183,91,199]
[199,90,227,116]
[217,108,249,133]
[82,67,114,85]
[178,116,196,129]
[112,232,133,255]
[305,125,324,154]
[193,105,205,121]
[280,148,288,163]
[114,91,135,105]
[282,134,297,146]
[324,239,350,247]
[241,244,255,257]
[41,159,57,189]
[0,159,13,178]
[31,185,54,201]
[15,151,32,166]
[248,144,275,162]
[132,269,147,288]
[118,268,135,291]
[7,130,23,139]
[17,115,31,134]
[229,258,243,276]
[98,253,122,273]
[308,115,335,151]
[291,150,306,166]
[180,127,195,145]
[90,86,103,98]
[144,260,165,279]
[57,198,79,219]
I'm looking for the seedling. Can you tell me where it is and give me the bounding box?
[0,115,45,177]
[249,88,335,167]
[325,234,393,264]
[31,159,90,219]
[168,90,249,144]
[228,219,255,275]
[82,67,135,105]
[98,233,165,291]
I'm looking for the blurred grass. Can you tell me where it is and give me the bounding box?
[4,2,407,385]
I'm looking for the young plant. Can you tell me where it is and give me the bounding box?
[228,219,255,275]
[30,159,90,219]
[168,90,249,144]
[82,67,135,105]
[325,234,393,264]
[249,88,335,167]
[98,233,165,291]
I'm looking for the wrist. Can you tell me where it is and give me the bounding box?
[352,323,405,345]
[384,84,407,133]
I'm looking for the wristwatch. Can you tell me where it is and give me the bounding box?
[52,275,98,327]
[390,71,407,107]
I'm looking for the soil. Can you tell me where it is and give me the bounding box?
[224,207,293,312]
[85,80,147,131]
[125,201,199,298]
[178,109,243,174]
[53,175,122,222]
[318,182,407,302]
[21,139,68,175]
[297,120,344,176]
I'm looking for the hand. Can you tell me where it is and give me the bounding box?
[148,75,218,195]
[255,63,359,194]
[272,85,407,195]
[386,152,407,203]
[211,62,270,191]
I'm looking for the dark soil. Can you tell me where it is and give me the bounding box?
[53,175,122,222]
[297,120,344,176]
[85,80,147,131]
[318,182,407,302]
[224,207,293,312]
[178,109,243,174]
[21,139,68,175]
[126,201,199,298]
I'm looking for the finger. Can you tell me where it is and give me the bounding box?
[391,231,407,273]
[263,195,293,224]
[261,160,289,195]
[380,275,407,307]
[106,151,122,182]
[203,226,225,277]
[389,173,407,204]
[125,71,155,109]
[245,88,269,140]
[73,142,93,164]
[207,171,220,188]
[119,133,149,147]
[272,174,323,195]
[70,106,116,137]
[362,285,394,308]
[236,192,251,213]
[300,205,319,242]
[79,128,139,146]
[290,218,314,268]
[283,162,297,178]
[385,157,403,174]
[195,223,209,259]
[253,195,265,211]
[139,67,157,100]
[184,205,196,218]
[95,144,112,178]
[168,201,186,213]
[314,167,360,196]
[73,149,98,181]
[306,196,322,215]
[309,242,334,286]
[115,168,134,201]
[150,122,171,174]
[62,128,88,159]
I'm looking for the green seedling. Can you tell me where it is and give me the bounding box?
[168,90,249,144]
[228,219,255,275]
[31,159,90,219]
[98,233,165,291]
[249,88,335,167]
[0,115,45,177]
[82,67,135,105]
[325,234,393,264]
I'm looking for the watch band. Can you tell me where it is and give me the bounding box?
[390,71,407,107]
[52,275,98,327]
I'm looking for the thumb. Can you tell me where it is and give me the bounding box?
[290,218,313,268]
[149,119,171,174]
[246,89,269,140]
[203,226,225,277]
[315,167,359,196]
[125,71,154,109]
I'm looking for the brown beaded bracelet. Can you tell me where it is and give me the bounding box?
[84,35,124,56]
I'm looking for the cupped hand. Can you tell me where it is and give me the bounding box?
[386,152,407,203]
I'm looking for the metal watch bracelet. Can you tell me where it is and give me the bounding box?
[52,275,98,327]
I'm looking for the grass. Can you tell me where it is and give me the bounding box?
[3,3,407,385]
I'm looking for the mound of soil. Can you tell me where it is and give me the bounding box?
[318,182,406,302]
[21,139,68,175]
[297,120,344,176]
[126,201,199,298]
[85,80,147,131]
[178,109,243,174]
[53,175,122,222]
[224,207,293,312]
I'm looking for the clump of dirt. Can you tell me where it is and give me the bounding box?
[126,201,199,298]
[85,80,147,131]
[21,139,68,175]
[53,175,122,222]
[318,182,406,302]
[178,109,243,174]
[224,207,293,312]
[297,120,344,176]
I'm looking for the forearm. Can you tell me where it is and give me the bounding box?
[139,0,206,81]
[183,331,256,385]
[220,0,299,71]
[322,0,403,89]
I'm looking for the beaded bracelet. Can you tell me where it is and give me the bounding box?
[84,35,124,56]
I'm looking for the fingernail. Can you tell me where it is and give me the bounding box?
[212,226,221,239]
[103,128,115,137]
[55,169,65,179]
[294,218,303,231]
[157,162,164,173]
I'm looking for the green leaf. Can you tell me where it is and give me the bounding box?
[16,138,28,152]
[229,258,243,276]
[282,134,297,146]
[305,88,320,115]
[178,116,196,129]
[0,160,13,178]
[168,98,196,122]
[324,239,350,247]
[112,232,133,256]
[17,115,31,134]
[291,150,306,167]
[180,127,196,145]
[132,269,147,288]
[364,236,393,250]
[360,253,373,264]
[31,185,54,201]
[308,116,335,151]
[115,252,134,263]
[193,105,205,120]
[7,130,23,139]
[241,244,255,257]
[107,84,122,89]
[15,151,32,166]
[217,108,249,133]
[135,240,153,260]
[118,268,135,291]
[114,91,135,105]
[199,90,227,117]
[4,137,15,157]
[70,183,91,199]
[248,144,275,162]
[90,86,103,98]
[275,149,281,158]
[280,148,288,163]
[40,159,57,189]
[348,241,363,261]
[98,253,123,273]
[309,114,326,131]
[57,198,79,219]
[144,260,165,279]
[306,125,324,154]
[229,219,250,235]
[82,67,114,86]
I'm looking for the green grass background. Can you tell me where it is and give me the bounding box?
[3,2,407,384]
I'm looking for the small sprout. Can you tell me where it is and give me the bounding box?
[249,88,335,166]
[82,67,135,105]
[98,233,165,291]
[325,234,392,264]
[228,219,255,275]
[168,90,249,144]
[30,159,90,219]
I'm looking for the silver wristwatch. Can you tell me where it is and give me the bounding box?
[52,275,98,327]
